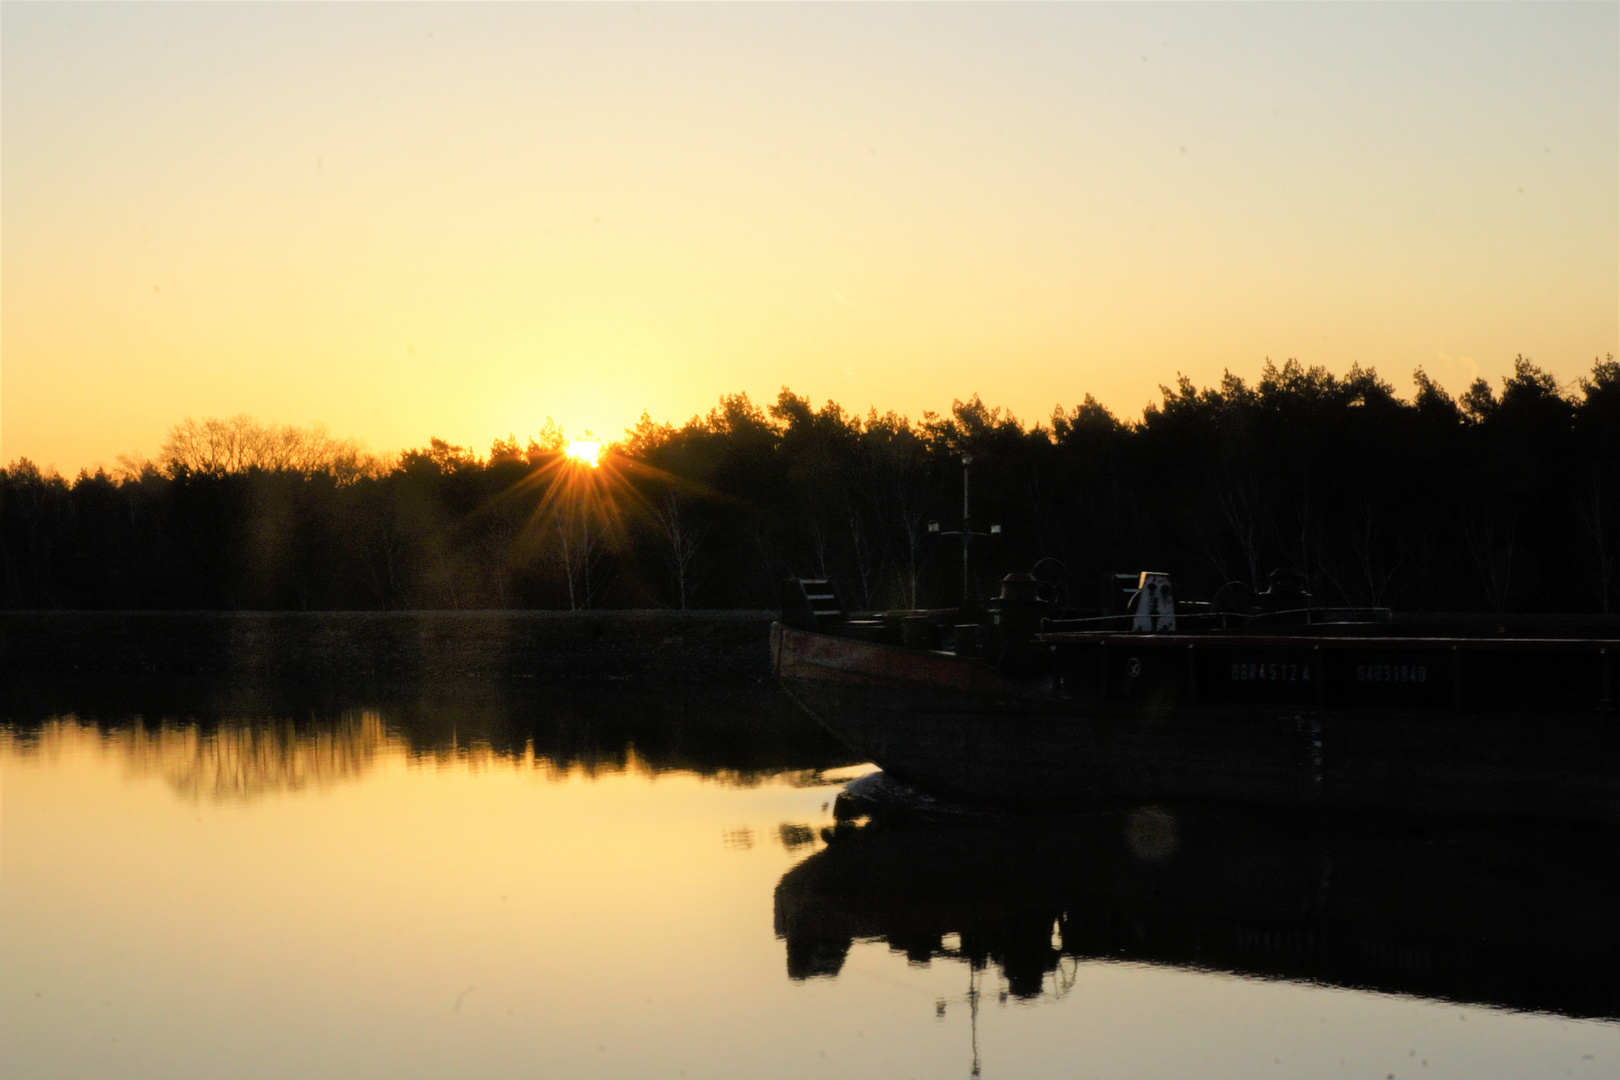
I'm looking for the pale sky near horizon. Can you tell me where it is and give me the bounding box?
[3,2,1616,475]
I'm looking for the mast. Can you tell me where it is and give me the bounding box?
[929,454,998,612]
[961,453,974,609]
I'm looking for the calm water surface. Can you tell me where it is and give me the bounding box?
[2,686,1616,1080]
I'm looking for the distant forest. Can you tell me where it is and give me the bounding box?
[4,357,1618,614]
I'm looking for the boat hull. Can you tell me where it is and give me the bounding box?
[770,622,1620,822]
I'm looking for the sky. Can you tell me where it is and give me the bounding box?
[3,2,1616,475]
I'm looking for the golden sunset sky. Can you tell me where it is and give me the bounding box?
[3,3,1615,474]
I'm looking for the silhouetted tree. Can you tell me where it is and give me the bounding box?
[5,357,1618,614]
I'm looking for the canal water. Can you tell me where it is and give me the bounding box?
[3,684,1616,1080]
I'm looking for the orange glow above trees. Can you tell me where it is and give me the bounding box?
[1,5,1614,475]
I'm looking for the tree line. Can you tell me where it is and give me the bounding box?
[3,356,1617,614]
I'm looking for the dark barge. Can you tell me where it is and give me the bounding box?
[771,573,1620,822]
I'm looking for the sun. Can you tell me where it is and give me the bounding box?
[565,439,603,467]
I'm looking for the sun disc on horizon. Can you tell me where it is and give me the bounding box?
[566,440,602,467]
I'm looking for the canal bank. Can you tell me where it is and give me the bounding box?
[0,610,778,683]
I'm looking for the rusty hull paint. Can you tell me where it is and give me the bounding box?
[770,622,1009,693]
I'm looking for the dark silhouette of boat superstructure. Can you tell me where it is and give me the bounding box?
[774,794,1620,1020]
[772,572,1620,821]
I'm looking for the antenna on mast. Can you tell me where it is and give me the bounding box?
[929,454,1000,611]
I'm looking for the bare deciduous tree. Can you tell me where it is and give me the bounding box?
[1577,481,1617,614]
[1463,504,1516,613]
[654,493,705,610]
[161,416,381,481]
[552,501,598,611]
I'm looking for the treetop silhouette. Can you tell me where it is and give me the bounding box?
[4,357,1615,614]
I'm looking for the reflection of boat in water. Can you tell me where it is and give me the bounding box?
[772,570,1620,821]
[774,783,1620,1020]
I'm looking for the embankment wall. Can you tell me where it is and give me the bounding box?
[0,610,778,684]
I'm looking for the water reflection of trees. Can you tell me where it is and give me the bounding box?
[774,800,1620,1021]
[6,713,389,801]
[1,677,856,799]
